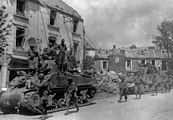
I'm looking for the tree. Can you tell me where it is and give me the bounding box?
[0,6,11,56]
[153,19,173,70]
[130,44,137,49]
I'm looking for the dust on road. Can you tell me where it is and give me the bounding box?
[0,91,173,120]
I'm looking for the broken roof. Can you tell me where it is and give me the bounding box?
[36,0,82,19]
[124,48,168,59]
[84,36,96,50]
[95,49,110,59]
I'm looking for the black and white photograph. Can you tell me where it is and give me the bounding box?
[0,0,173,120]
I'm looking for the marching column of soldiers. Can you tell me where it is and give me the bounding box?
[116,63,172,103]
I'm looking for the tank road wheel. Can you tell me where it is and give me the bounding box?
[24,92,43,114]
[30,93,40,107]
[86,89,96,103]
[58,98,66,109]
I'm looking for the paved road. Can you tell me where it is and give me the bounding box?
[0,91,173,120]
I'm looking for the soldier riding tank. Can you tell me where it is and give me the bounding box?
[0,60,98,114]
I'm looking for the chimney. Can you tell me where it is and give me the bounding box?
[113,45,116,49]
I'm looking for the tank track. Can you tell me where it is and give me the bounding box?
[47,95,96,113]
[19,89,97,115]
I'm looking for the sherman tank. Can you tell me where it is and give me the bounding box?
[0,60,98,114]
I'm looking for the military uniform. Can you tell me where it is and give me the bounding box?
[42,42,58,60]
[67,51,77,72]
[57,39,67,73]
[64,78,79,115]
[28,45,39,70]
[152,73,159,95]
[32,68,53,115]
[118,77,128,102]
[134,75,143,99]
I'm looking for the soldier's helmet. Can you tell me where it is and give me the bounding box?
[67,77,73,83]
[38,73,45,80]
[61,39,65,42]
[39,63,51,74]
[17,70,27,76]
[28,37,36,47]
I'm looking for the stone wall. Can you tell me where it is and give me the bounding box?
[0,0,85,90]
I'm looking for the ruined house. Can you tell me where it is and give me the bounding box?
[109,46,168,74]
[124,47,168,73]
[94,48,109,70]
[0,0,85,90]
[108,46,126,73]
[95,45,168,74]
[83,35,96,70]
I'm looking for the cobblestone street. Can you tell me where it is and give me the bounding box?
[0,91,173,120]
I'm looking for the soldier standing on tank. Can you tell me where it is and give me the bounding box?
[118,75,128,103]
[42,39,58,60]
[64,78,79,115]
[28,43,39,72]
[67,48,77,72]
[58,39,67,73]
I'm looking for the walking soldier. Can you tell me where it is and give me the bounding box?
[133,74,144,99]
[64,78,79,115]
[118,75,128,103]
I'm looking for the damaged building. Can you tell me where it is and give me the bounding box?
[94,45,168,74]
[0,0,86,91]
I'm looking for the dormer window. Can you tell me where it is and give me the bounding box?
[50,10,56,25]
[16,0,25,16]
[73,19,79,33]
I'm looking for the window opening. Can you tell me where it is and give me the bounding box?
[16,0,25,16]
[16,27,25,49]
[73,19,79,32]
[50,10,56,25]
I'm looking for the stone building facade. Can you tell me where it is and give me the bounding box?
[124,47,168,73]
[94,48,109,70]
[0,0,85,90]
[108,48,126,73]
[94,46,168,74]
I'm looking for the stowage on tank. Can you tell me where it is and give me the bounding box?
[0,60,98,114]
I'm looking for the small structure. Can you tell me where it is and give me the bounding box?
[108,48,126,73]
[94,48,109,70]
[124,46,168,73]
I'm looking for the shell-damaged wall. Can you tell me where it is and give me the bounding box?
[1,0,84,61]
[0,0,84,90]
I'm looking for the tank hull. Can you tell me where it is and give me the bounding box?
[0,75,97,114]
[0,60,98,114]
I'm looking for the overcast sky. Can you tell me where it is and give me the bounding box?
[63,0,173,49]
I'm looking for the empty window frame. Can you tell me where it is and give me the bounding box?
[126,60,132,69]
[16,0,25,16]
[103,61,108,70]
[152,60,155,66]
[16,27,25,49]
[50,10,56,25]
[73,19,79,33]
[141,60,145,66]
[162,60,167,70]
[73,42,79,59]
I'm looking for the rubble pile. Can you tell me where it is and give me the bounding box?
[95,71,120,98]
